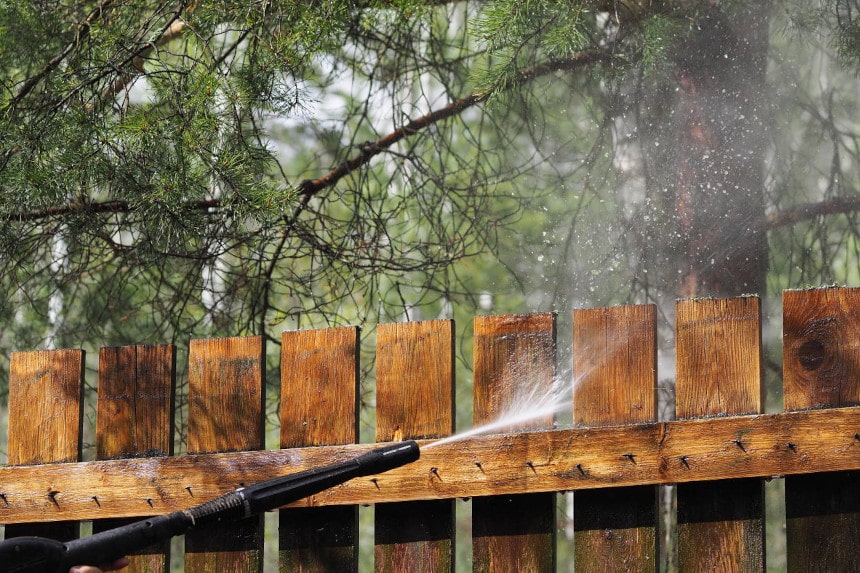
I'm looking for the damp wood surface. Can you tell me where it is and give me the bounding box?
[675,297,765,572]
[783,288,860,571]
[374,320,455,573]
[184,336,265,573]
[0,406,858,524]
[572,304,658,573]
[279,326,360,572]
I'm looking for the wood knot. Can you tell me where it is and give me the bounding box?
[797,339,826,371]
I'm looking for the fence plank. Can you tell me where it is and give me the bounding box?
[185,336,265,573]
[675,297,764,572]
[375,320,454,573]
[94,344,175,573]
[279,326,360,572]
[573,305,658,572]
[472,313,556,573]
[5,349,84,542]
[783,287,860,571]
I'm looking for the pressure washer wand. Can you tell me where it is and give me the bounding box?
[0,440,420,573]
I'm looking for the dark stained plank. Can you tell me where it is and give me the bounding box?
[93,344,175,573]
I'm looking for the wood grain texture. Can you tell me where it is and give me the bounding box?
[472,313,556,573]
[279,327,360,572]
[93,344,176,573]
[5,349,84,541]
[374,320,454,573]
[185,336,264,573]
[675,297,764,572]
[783,287,860,572]
[573,305,658,572]
[0,407,858,523]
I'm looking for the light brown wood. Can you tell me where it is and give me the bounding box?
[185,336,264,573]
[0,407,858,524]
[374,320,454,573]
[279,326,360,572]
[472,313,556,573]
[675,297,764,572]
[783,287,860,572]
[6,349,84,541]
[573,305,658,572]
[94,344,176,573]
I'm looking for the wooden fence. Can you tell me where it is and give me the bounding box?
[1,287,859,572]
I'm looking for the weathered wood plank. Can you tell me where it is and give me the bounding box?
[94,344,176,573]
[184,336,264,573]
[784,287,860,572]
[279,326,360,572]
[5,349,84,542]
[0,407,858,524]
[472,313,556,573]
[573,305,658,572]
[675,297,764,572]
[374,320,454,573]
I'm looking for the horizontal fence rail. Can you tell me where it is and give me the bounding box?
[2,287,859,572]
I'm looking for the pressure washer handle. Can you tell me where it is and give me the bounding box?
[0,440,420,573]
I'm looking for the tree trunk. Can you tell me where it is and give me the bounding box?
[672,2,772,298]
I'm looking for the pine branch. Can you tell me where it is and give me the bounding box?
[5,0,116,111]
[763,197,860,230]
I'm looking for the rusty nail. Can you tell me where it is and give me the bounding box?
[430,467,441,480]
[474,461,483,470]
[0,493,8,505]
[733,439,746,452]
[185,486,194,496]
[854,433,860,441]
[47,490,59,507]
[623,453,636,464]
[680,455,690,469]
[576,463,585,476]
[370,477,380,489]
[92,495,101,508]
[525,460,536,473]
[146,498,154,508]
[787,442,797,451]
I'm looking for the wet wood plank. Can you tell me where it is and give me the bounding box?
[573,305,658,572]
[374,320,454,573]
[0,406,858,523]
[184,336,264,573]
[5,349,84,542]
[472,313,556,573]
[783,287,860,571]
[279,327,360,572]
[93,344,176,573]
[675,297,764,572]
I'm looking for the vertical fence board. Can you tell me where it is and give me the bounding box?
[675,297,764,572]
[185,336,265,573]
[375,320,454,573]
[94,344,176,573]
[783,287,860,571]
[279,327,360,572]
[572,305,658,572]
[5,349,84,542]
[472,313,556,573]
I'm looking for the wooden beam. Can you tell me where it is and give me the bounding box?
[0,407,858,524]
